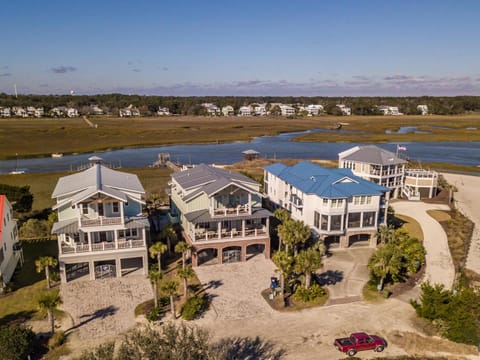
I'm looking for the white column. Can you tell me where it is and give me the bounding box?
[87,232,92,251]
[114,230,118,249]
[242,220,245,237]
[120,202,125,225]
[248,193,252,214]
[116,258,122,278]
[218,222,221,239]
[89,260,95,280]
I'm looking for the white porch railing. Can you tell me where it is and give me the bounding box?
[192,226,267,242]
[80,216,123,227]
[61,239,145,254]
[212,204,249,217]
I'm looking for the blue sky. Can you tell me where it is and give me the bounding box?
[1,0,479,96]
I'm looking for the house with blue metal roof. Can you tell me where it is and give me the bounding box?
[264,161,389,248]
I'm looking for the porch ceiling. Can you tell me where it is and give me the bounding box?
[185,208,272,224]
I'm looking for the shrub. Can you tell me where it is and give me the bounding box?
[48,331,65,350]
[0,324,37,360]
[50,271,60,283]
[181,296,206,320]
[293,284,326,303]
[146,307,162,323]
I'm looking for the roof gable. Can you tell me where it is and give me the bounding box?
[339,145,406,165]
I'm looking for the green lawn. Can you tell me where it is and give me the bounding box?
[0,239,59,325]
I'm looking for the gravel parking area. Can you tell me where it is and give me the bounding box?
[193,255,276,320]
[60,276,152,341]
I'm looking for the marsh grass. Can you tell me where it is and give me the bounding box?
[2,114,479,160]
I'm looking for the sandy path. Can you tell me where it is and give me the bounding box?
[442,173,480,274]
[392,201,455,290]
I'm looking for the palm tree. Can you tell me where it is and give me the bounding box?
[368,243,403,290]
[377,225,390,245]
[294,248,322,289]
[161,224,177,254]
[274,208,290,251]
[291,220,311,256]
[149,242,168,270]
[398,237,426,274]
[272,251,294,300]
[161,280,179,318]
[175,241,192,269]
[37,291,62,334]
[278,220,295,255]
[35,256,58,289]
[177,266,195,297]
[147,269,163,308]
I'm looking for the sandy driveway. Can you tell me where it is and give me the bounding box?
[392,201,454,290]
[442,173,480,275]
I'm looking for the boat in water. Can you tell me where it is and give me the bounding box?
[51,153,64,158]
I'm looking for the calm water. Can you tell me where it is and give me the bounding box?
[1,129,479,174]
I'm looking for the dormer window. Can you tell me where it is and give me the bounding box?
[82,203,89,215]
[112,202,119,213]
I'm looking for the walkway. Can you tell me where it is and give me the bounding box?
[392,201,454,290]
[442,173,480,275]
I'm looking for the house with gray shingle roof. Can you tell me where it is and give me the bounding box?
[338,145,406,198]
[170,164,271,266]
[264,161,389,248]
[51,157,149,282]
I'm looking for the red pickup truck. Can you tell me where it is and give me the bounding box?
[334,332,387,356]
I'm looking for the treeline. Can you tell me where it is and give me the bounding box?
[1,93,480,116]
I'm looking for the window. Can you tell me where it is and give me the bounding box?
[82,203,89,215]
[323,198,328,206]
[347,212,361,228]
[331,199,344,208]
[363,211,376,227]
[353,195,372,205]
[330,215,342,231]
[314,211,320,228]
[321,215,328,230]
[98,203,104,216]
[112,202,119,213]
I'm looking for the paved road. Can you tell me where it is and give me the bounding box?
[392,201,454,290]
[442,173,480,275]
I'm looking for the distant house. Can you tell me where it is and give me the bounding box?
[90,104,104,115]
[336,104,352,116]
[377,106,403,116]
[169,164,272,266]
[50,107,66,117]
[201,103,221,116]
[119,105,140,117]
[0,107,11,117]
[253,104,267,116]
[238,106,252,117]
[304,104,324,116]
[280,105,296,117]
[67,108,79,118]
[338,145,406,198]
[27,106,44,118]
[12,107,28,117]
[417,105,428,115]
[221,105,234,116]
[264,161,389,248]
[157,107,170,116]
[51,157,149,282]
[0,195,23,288]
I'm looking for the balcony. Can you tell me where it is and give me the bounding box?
[191,225,268,243]
[61,239,145,255]
[80,216,123,227]
[212,204,249,217]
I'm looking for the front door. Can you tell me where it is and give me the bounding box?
[98,203,104,216]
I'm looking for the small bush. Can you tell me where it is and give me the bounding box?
[146,307,161,323]
[181,296,206,320]
[50,271,60,283]
[48,331,65,350]
[293,284,326,304]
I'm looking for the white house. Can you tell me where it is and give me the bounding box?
[280,105,296,117]
[336,104,352,116]
[264,161,389,248]
[253,104,267,116]
[0,195,23,289]
[201,103,221,116]
[220,105,233,116]
[378,106,403,115]
[12,107,28,117]
[90,104,104,115]
[119,105,140,117]
[304,104,324,116]
[403,169,438,200]
[238,106,252,117]
[157,107,170,116]
[338,145,406,199]
[0,107,11,117]
[51,157,149,282]
[26,107,44,118]
[67,108,79,118]
[170,164,271,266]
[417,105,429,115]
